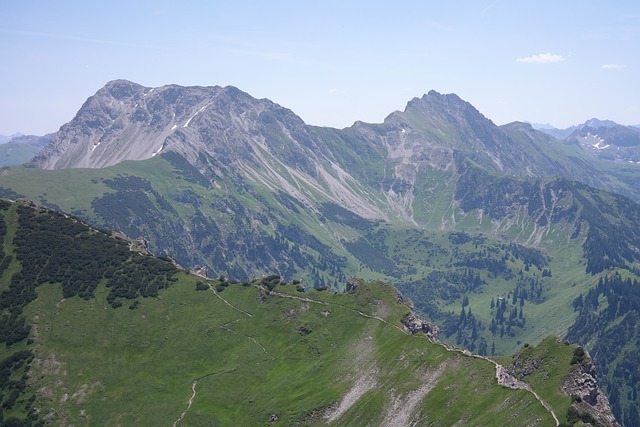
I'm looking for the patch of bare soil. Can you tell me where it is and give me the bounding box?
[324,370,378,423]
[380,360,451,427]
[323,332,378,422]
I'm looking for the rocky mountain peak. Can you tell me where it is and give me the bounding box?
[29,81,265,169]
[402,90,474,118]
[30,80,625,222]
[101,79,148,99]
[582,118,618,129]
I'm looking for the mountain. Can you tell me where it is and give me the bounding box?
[564,124,640,163]
[0,133,24,144]
[533,119,618,140]
[536,119,640,163]
[0,133,51,167]
[3,79,640,424]
[0,199,618,426]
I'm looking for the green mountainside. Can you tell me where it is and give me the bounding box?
[0,200,616,426]
[2,80,640,424]
[2,147,639,424]
[0,135,50,168]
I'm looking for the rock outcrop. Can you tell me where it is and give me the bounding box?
[495,364,530,390]
[401,313,440,341]
[562,360,620,427]
[345,278,361,293]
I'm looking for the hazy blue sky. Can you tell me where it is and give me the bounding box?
[1,1,638,135]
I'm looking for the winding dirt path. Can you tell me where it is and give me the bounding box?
[174,286,559,426]
[269,290,560,426]
[220,319,275,361]
[173,285,256,425]
[172,380,197,427]
[443,348,560,426]
[489,363,560,426]
[172,367,237,427]
[208,284,253,317]
[269,290,410,336]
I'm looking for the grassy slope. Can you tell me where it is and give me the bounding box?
[0,198,602,425]
[17,275,564,426]
[494,336,576,425]
[2,154,636,368]
[0,158,601,358]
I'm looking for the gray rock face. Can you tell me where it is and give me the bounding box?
[562,361,620,427]
[401,313,440,341]
[31,79,640,224]
[32,80,232,169]
[32,79,329,175]
[32,80,389,221]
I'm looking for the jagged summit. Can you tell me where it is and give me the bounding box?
[101,79,148,98]
[33,80,303,169]
[582,118,618,129]
[402,90,489,123]
[406,90,468,110]
[31,80,291,170]
[31,79,636,221]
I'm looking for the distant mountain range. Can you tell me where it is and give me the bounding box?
[0,132,24,144]
[0,133,52,167]
[2,79,640,424]
[532,119,640,163]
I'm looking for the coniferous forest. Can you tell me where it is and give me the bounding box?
[568,274,640,425]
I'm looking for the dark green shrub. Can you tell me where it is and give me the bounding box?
[571,346,586,365]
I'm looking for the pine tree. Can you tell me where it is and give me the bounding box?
[462,294,469,308]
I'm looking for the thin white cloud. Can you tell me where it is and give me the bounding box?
[516,53,566,64]
[601,64,624,70]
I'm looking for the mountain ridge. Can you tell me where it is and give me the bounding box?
[534,119,640,164]
[32,80,640,203]
[5,79,640,424]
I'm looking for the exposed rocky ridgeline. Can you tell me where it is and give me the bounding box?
[31,80,640,225]
[0,205,581,427]
[400,313,440,341]
[562,359,620,427]
[505,339,620,427]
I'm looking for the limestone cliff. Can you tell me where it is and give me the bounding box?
[562,359,620,427]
